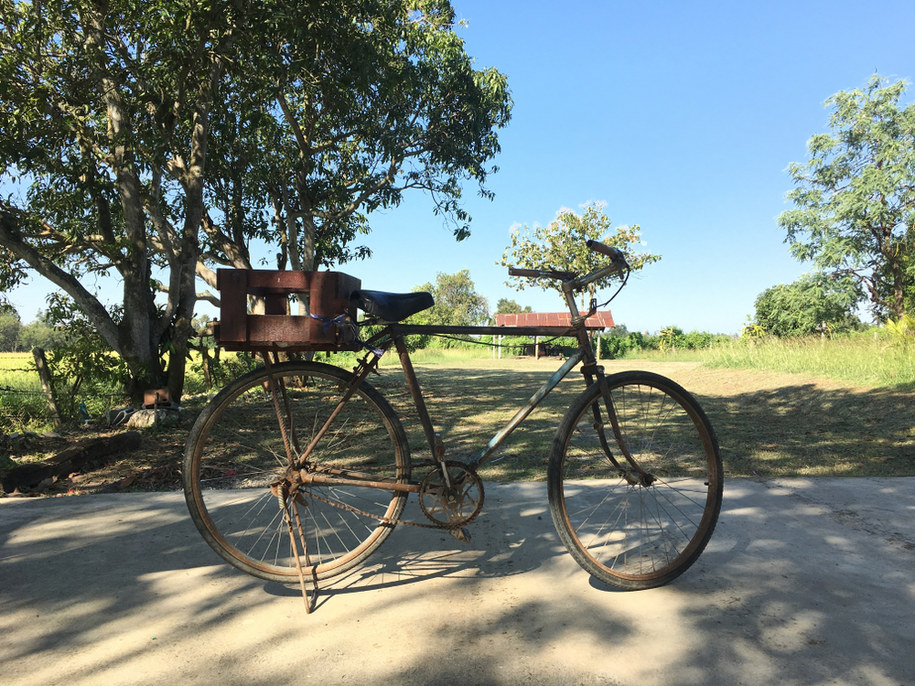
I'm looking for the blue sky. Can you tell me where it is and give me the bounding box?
[6,0,915,333]
[356,0,915,333]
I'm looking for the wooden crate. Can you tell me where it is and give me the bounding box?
[215,269,362,351]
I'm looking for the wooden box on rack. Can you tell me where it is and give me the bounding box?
[214,269,362,351]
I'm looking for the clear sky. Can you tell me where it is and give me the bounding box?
[6,0,915,333]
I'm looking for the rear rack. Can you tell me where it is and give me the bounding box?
[214,269,362,352]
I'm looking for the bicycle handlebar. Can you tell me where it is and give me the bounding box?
[506,240,630,287]
[507,267,576,280]
[586,239,626,264]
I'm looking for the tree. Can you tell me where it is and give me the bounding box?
[501,202,660,307]
[495,298,531,315]
[400,270,488,349]
[0,1,237,401]
[199,0,512,283]
[0,1,511,402]
[778,75,915,322]
[0,308,20,351]
[18,310,68,351]
[414,270,489,327]
[753,274,863,337]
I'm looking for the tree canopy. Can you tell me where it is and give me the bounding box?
[0,0,511,400]
[501,202,660,306]
[495,298,531,315]
[753,274,863,337]
[778,75,915,322]
[413,269,489,327]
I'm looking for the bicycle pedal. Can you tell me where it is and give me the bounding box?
[449,527,472,543]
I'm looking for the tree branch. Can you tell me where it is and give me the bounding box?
[0,206,120,349]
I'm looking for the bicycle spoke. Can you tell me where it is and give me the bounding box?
[549,371,722,589]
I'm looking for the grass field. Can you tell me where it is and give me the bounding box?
[651,332,915,389]
[3,339,914,479]
[366,355,915,480]
[0,353,49,433]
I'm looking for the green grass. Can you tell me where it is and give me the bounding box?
[0,353,52,433]
[626,332,915,389]
[5,337,914,480]
[360,356,576,481]
[363,354,915,480]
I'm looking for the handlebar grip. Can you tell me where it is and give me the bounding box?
[508,267,542,278]
[586,239,626,262]
[508,267,576,280]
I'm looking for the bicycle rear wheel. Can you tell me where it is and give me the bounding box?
[548,371,722,590]
[184,360,411,583]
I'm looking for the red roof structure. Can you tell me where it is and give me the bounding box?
[494,311,615,329]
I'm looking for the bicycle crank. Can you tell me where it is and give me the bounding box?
[418,460,484,530]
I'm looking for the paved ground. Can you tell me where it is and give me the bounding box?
[1,478,913,686]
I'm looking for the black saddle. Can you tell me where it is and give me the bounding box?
[351,290,434,322]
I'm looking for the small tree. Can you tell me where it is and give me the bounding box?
[414,270,489,327]
[778,75,915,322]
[501,202,660,307]
[409,270,488,348]
[753,274,862,337]
[495,298,531,315]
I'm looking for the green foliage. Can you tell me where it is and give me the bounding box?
[408,270,489,349]
[778,75,915,321]
[18,313,68,351]
[598,326,725,359]
[0,308,74,352]
[884,315,915,347]
[753,274,864,337]
[598,327,652,358]
[495,298,531,315]
[600,330,642,359]
[655,327,719,353]
[0,0,512,401]
[501,201,661,304]
[42,295,131,419]
[0,310,20,351]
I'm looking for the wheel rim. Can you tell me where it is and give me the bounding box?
[557,377,721,583]
[186,364,409,581]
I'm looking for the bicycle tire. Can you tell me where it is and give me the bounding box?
[183,360,411,583]
[548,370,723,590]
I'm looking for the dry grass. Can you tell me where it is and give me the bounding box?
[366,356,915,480]
[5,354,913,490]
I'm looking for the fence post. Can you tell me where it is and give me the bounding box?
[32,347,62,428]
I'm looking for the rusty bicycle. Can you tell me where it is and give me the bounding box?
[183,240,723,609]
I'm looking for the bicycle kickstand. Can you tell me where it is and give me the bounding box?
[274,484,317,613]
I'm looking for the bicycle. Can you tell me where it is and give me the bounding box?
[183,241,723,611]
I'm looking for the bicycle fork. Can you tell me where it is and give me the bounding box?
[584,366,656,487]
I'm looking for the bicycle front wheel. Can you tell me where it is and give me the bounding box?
[184,360,411,583]
[548,371,722,590]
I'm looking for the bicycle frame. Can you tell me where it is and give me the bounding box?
[387,324,587,471]
[285,257,636,489]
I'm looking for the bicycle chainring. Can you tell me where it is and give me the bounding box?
[418,461,484,529]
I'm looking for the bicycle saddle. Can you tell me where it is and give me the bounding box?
[351,290,434,322]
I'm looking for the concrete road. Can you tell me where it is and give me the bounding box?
[1,478,913,686]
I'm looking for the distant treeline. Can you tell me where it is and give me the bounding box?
[0,311,66,353]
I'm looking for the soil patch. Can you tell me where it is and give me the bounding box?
[1,422,190,497]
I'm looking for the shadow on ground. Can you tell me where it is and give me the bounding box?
[2,477,913,685]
